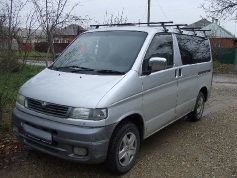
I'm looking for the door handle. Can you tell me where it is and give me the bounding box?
[175,68,182,78]
[175,69,179,78]
[179,68,182,77]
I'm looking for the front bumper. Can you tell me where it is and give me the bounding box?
[12,108,115,164]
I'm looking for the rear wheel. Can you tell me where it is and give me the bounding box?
[106,122,140,175]
[188,92,205,121]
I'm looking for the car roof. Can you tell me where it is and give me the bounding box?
[84,24,209,39]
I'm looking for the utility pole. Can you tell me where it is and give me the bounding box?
[147,0,151,24]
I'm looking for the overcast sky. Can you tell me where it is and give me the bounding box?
[73,0,237,36]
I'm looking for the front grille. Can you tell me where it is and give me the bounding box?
[27,98,69,118]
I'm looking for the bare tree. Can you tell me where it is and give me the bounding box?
[103,9,128,24]
[0,0,39,121]
[202,0,237,20]
[31,0,87,62]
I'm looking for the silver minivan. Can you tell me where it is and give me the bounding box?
[12,23,212,175]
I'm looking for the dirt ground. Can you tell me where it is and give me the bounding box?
[0,74,237,178]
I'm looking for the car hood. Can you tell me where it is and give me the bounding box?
[20,68,125,108]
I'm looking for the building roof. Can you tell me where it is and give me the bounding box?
[54,24,85,36]
[187,19,212,28]
[202,23,235,38]
[188,19,236,38]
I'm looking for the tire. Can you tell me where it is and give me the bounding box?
[188,92,205,121]
[106,122,140,175]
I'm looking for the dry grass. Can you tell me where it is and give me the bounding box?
[213,60,237,74]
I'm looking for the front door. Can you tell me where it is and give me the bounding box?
[142,34,178,137]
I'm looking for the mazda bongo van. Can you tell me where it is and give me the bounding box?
[12,23,213,175]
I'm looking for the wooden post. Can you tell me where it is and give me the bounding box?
[147,0,150,24]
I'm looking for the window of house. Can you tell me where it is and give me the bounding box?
[65,38,70,43]
[215,42,224,48]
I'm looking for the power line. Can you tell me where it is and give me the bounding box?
[141,7,147,23]
[154,0,169,21]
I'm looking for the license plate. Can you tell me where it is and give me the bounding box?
[23,124,52,144]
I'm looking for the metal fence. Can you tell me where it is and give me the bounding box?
[218,48,237,65]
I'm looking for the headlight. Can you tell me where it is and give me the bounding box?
[16,94,26,106]
[69,108,107,120]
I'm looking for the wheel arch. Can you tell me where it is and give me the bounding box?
[105,113,144,174]
[200,86,208,101]
[112,113,145,141]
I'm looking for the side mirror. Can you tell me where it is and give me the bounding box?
[148,57,167,73]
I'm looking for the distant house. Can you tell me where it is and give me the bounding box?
[17,28,46,52]
[17,28,47,43]
[17,24,85,53]
[0,26,22,51]
[0,39,18,51]
[52,24,86,53]
[188,19,237,64]
[53,24,85,43]
[188,18,236,47]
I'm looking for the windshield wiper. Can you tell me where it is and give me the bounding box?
[53,66,94,72]
[53,66,77,70]
[53,66,124,74]
[96,69,125,74]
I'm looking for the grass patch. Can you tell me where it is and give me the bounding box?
[213,60,236,74]
[0,121,10,132]
[17,51,53,58]
[0,64,45,125]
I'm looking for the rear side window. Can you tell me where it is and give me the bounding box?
[176,34,211,65]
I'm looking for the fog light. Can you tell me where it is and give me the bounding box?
[13,125,18,133]
[73,146,88,156]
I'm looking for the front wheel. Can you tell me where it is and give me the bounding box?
[106,122,140,175]
[188,92,205,121]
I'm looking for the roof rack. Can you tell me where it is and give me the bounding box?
[90,22,211,37]
[90,21,174,32]
[194,29,211,38]
[142,22,173,32]
[90,23,135,29]
[165,24,188,33]
[180,27,211,37]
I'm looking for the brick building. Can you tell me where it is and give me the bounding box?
[188,19,237,64]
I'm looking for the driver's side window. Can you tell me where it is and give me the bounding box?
[142,34,173,73]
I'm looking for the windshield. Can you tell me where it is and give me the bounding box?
[51,31,147,74]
